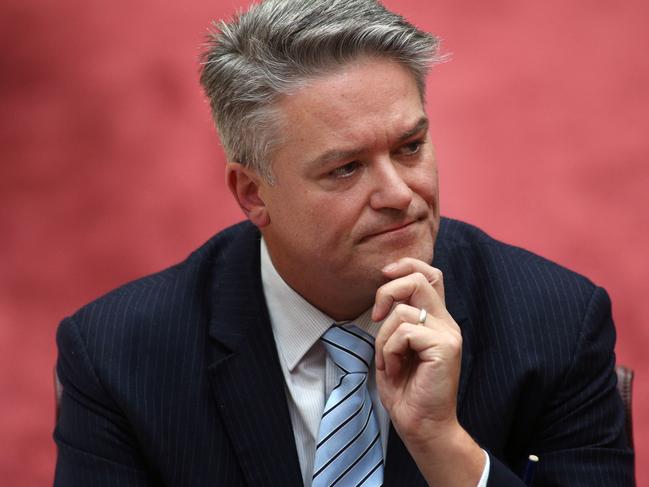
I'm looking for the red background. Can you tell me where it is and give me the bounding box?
[1,0,647,484]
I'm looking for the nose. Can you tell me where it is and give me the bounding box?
[368,157,413,211]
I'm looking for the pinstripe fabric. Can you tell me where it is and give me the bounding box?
[54,218,634,486]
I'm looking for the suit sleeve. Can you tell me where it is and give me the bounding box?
[53,317,157,486]
[486,286,634,486]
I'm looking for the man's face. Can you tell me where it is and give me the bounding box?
[250,58,439,318]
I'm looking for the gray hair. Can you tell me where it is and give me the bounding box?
[200,0,441,181]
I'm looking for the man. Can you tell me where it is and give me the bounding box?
[54,0,634,485]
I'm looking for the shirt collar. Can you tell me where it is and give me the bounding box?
[260,239,382,372]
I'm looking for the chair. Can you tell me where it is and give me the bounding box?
[54,367,63,421]
[615,365,634,450]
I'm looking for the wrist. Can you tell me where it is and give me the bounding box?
[402,422,485,487]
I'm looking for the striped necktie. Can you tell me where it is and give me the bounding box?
[312,324,384,487]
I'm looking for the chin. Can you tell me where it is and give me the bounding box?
[395,233,435,263]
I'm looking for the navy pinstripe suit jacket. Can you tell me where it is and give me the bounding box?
[54,217,634,486]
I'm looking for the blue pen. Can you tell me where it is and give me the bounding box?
[522,454,539,486]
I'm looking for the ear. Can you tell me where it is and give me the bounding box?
[225,162,270,227]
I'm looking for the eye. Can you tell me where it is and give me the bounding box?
[398,140,424,157]
[329,161,361,179]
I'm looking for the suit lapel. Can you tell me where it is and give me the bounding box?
[430,222,476,419]
[442,256,475,415]
[384,222,476,483]
[206,224,303,487]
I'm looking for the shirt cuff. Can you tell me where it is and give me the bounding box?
[476,449,490,487]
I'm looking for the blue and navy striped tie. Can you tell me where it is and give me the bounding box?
[312,324,384,487]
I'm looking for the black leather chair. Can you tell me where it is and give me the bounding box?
[54,367,63,422]
[615,365,634,450]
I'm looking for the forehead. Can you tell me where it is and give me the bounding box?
[271,58,426,168]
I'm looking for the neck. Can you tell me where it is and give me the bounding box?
[281,267,374,321]
[262,242,378,322]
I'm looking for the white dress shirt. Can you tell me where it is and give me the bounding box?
[260,239,489,486]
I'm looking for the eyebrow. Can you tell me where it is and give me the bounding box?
[307,116,429,168]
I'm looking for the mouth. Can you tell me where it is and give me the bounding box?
[360,219,420,242]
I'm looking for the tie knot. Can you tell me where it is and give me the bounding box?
[321,324,375,374]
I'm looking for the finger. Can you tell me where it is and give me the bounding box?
[375,300,461,372]
[382,323,455,379]
[372,272,445,322]
[375,303,420,370]
[382,258,446,304]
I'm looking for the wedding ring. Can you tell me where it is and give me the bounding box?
[417,308,427,325]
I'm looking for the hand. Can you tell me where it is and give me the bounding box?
[373,257,460,441]
[373,258,484,486]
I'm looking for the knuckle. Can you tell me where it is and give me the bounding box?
[394,323,410,340]
[375,284,385,297]
[413,272,428,284]
[397,257,412,267]
[447,333,462,352]
[374,286,388,302]
[394,303,410,316]
[382,334,396,350]
[431,268,443,282]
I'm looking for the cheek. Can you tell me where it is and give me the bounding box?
[307,193,365,242]
[410,172,438,202]
[417,161,439,197]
